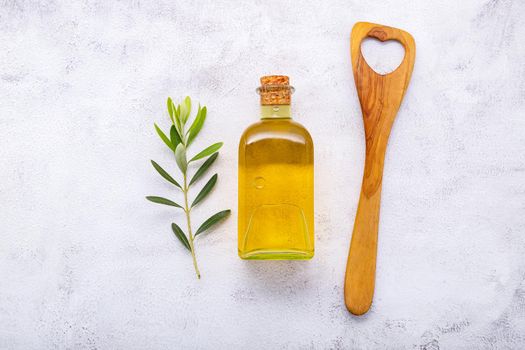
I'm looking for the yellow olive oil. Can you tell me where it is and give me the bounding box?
[238,76,314,259]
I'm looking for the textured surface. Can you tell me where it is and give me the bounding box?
[1,1,524,349]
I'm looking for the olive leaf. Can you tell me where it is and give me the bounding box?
[175,143,187,174]
[171,223,190,251]
[189,152,218,186]
[173,102,183,135]
[146,196,183,209]
[192,174,217,208]
[187,106,206,146]
[190,142,223,162]
[170,125,182,149]
[195,210,231,236]
[167,97,175,124]
[151,160,182,189]
[183,96,191,123]
[179,96,191,124]
[154,123,175,152]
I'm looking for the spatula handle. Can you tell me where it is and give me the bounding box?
[344,22,416,315]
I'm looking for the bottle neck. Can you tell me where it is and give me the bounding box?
[260,105,291,119]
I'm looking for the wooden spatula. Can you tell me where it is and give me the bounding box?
[344,22,416,315]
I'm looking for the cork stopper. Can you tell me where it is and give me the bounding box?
[257,75,294,105]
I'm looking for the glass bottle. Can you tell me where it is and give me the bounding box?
[238,75,314,259]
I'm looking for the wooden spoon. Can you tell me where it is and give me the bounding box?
[344,22,416,315]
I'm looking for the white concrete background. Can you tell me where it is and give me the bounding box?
[1,1,524,349]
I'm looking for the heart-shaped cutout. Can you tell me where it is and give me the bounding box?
[360,37,405,75]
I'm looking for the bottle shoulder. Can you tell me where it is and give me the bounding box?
[240,119,313,145]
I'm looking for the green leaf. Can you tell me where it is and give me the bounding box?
[179,100,187,125]
[146,196,183,208]
[175,143,187,174]
[190,142,223,162]
[150,160,182,189]
[191,174,217,208]
[195,210,231,236]
[173,102,180,121]
[167,97,174,124]
[187,106,206,146]
[170,125,182,148]
[154,123,175,152]
[171,99,183,134]
[189,152,218,186]
[183,96,191,124]
[171,223,190,251]
[186,104,200,136]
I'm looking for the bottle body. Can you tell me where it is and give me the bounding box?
[238,112,314,259]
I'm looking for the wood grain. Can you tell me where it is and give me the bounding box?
[344,22,416,316]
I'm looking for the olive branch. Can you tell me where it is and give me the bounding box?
[146,96,230,278]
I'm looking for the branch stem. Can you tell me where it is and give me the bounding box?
[183,172,200,279]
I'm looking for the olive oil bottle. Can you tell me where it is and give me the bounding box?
[238,75,314,259]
